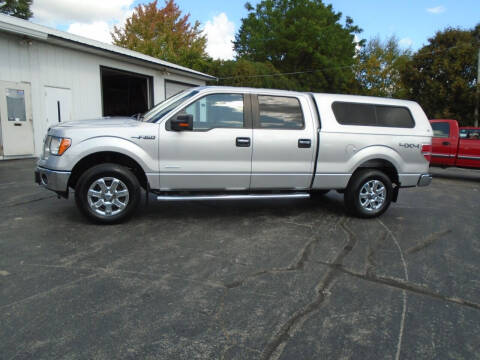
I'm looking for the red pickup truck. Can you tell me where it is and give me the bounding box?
[429,119,480,169]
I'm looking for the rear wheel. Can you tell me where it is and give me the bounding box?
[344,169,392,218]
[75,163,141,224]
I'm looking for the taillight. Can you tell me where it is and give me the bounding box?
[421,144,432,162]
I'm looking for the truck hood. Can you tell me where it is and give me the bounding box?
[50,117,141,129]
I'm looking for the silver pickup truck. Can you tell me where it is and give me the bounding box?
[35,86,433,223]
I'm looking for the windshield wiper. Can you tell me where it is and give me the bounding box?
[131,113,144,121]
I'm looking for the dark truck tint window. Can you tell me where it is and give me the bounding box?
[375,106,414,127]
[332,102,415,128]
[431,122,450,138]
[258,96,304,129]
[331,102,376,126]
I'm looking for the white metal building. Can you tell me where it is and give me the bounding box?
[0,14,215,159]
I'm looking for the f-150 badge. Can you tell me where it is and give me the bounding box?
[131,135,156,140]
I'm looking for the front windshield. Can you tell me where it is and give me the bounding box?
[143,90,199,123]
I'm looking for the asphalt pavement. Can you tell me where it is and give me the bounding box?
[1,159,479,359]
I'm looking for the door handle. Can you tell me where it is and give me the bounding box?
[236,137,250,147]
[442,141,450,146]
[298,139,311,148]
[14,123,22,126]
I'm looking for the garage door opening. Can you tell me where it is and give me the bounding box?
[101,66,153,117]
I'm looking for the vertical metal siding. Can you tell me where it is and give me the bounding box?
[0,32,205,156]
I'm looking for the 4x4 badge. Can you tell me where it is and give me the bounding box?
[399,143,420,149]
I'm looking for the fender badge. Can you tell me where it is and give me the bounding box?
[131,135,156,140]
[399,143,420,149]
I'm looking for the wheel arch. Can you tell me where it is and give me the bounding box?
[68,151,148,190]
[347,145,402,187]
[353,158,399,185]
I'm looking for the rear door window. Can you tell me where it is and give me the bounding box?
[431,122,450,138]
[258,95,304,129]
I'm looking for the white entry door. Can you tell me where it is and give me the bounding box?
[45,86,72,128]
[0,81,34,156]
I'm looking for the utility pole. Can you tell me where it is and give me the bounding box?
[475,37,480,127]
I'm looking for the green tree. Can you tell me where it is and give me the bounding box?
[355,36,411,98]
[233,0,362,92]
[112,0,207,69]
[0,0,32,19]
[204,59,298,89]
[401,26,480,125]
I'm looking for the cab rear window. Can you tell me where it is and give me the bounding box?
[431,122,450,138]
[332,102,415,128]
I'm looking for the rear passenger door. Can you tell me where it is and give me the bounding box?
[250,94,316,189]
[430,121,456,166]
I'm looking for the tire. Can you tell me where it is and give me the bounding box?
[75,163,141,224]
[344,169,392,218]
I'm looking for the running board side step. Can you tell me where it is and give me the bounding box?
[156,193,310,201]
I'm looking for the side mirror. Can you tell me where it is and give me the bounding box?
[171,114,193,131]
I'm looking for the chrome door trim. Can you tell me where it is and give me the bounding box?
[457,155,480,160]
[431,153,455,158]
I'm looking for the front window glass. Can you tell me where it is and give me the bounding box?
[179,93,244,130]
[143,90,198,123]
[463,130,480,140]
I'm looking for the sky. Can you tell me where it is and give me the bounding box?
[30,0,480,60]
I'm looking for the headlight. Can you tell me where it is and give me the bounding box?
[43,136,71,158]
[43,136,51,159]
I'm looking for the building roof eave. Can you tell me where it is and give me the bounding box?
[0,13,216,82]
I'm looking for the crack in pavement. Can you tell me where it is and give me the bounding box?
[377,218,409,360]
[18,263,226,290]
[5,195,56,208]
[224,215,339,289]
[212,215,341,357]
[315,261,480,311]
[0,273,98,311]
[213,290,231,360]
[406,229,452,255]
[259,218,356,360]
[365,231,388,278]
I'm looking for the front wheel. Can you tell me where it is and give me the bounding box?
[75,163,141,224]
[344,169,393,218]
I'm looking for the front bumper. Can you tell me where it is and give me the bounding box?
[35,166,71,193]
[417,174,432,187]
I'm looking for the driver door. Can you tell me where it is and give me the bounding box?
[158,92,252,191]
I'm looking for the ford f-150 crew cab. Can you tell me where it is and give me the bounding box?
[35,86,433,223]
[430,119,480,169]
